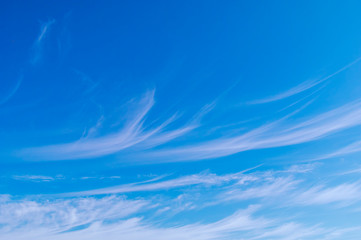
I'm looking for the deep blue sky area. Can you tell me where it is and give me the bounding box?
[2,1,361,239]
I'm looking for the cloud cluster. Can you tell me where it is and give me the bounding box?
[17,88,361,163]
[2,164,361,239]
[144,98,361,162]
[18,90,198,160]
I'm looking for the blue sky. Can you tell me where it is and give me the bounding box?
[2,1,361,239]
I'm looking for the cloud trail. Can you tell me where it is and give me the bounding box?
[248,57,361,104]
[12,175,56,182]
[144,98,361,162]
[0,195,148,236]
[60,170,256,196]
[0,76,22,105]
[18,90,197,160]
[293,182,361,206]
[0,201,271,240]
[2,165,361,240]
[31,19,55,64]
[317,140,361,160]
[17,88,361,163]
[0,193,340,240]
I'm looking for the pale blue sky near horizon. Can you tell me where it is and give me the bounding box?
[2,1,361,239]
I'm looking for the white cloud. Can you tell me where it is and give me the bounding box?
[0,195,147,233]
[2,166,361,240]
[15,86,361,163]
[0,196,354,240]
[251,222,327,240]
[0,75,22,105]
[318,140,361,160]
[61,170,256,196]
[220,177,299,202]
[293,182,361,206]
[18,90,197,160]
[143,98,361,162]
[247,57,361,105]
[12,175,56,182]
[31,19,55,64]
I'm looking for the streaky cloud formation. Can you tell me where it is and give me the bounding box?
[17,90,197,160]
[0,76,22,105]
[31,19,55,65]
[0,201,270,240]
[12,175,56,182]
[247,57,361,105]
[317,140,361,160]
[293,182,361,206]
[144,98,361,162]
[3,3,361,240]
[60,169,257,196]
[2,165,361,240]
[18,89,361,162]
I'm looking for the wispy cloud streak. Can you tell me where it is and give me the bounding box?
[248,57,361,104]
[0,195,341,240]
[17,89,361,162]
[317,140,361,160]
[293,182,361,206]
[61,170,256,196]
[145,99,361,162]
[12,175,56,182]
[2,165,361,240]
[0,76,22,105]
[0,195,148,236]
[31,19,55,64]
[18,90,196,160]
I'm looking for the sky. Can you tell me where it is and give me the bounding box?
[2,1,361,239]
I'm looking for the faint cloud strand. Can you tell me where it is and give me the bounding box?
[1,165,360,240]
[145,98,361,162]
[17,90,197,160]
[31,19,55,65]
[316,140,361,160]
[0,75,22,105]
[247,57,361,105]
[16,90,361,162]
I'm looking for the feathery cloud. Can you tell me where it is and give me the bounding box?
[17,90,197,160]
[0,76,22,105]
[247,57,361,104]
[31,19,55,65]
[2,165,361,240]
[144,98,361,162]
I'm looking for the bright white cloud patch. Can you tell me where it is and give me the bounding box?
[2,166,361,239]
